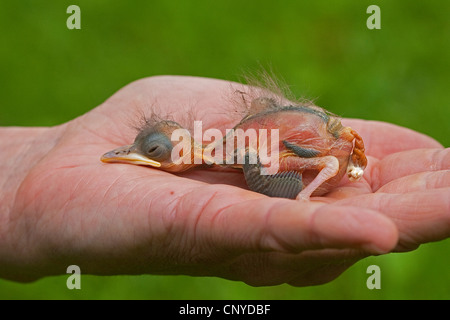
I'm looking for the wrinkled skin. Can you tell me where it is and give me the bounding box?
[0,76,448,286]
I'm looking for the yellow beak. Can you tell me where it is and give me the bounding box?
[100,145,161,167]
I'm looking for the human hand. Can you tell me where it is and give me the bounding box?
[1,76,448,286]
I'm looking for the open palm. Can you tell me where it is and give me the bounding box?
[7,76,449,286]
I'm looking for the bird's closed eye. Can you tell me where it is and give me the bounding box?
[148,146,159,153]
[137,132,173,162]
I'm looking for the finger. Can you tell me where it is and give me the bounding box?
[342,119,443,158]
[285,249,362,287]
[370,148,450,191]
[377,170,450,193]
[223,248,363,287]
[335,188,450,251]
[190,190,399,256]
[89,165,397,270]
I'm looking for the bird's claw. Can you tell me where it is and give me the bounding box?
[347,164,364,181]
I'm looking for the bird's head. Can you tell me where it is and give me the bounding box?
[101,120,202,172]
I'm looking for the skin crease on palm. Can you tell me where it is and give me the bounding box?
[0,76,449,286]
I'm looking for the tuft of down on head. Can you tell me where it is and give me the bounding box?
[225,69,338,123]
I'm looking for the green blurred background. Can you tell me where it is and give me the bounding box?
[0,0,448,299]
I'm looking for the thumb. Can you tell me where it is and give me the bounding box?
[179,189,399,256]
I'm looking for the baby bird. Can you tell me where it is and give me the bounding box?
[101,96,367,200]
